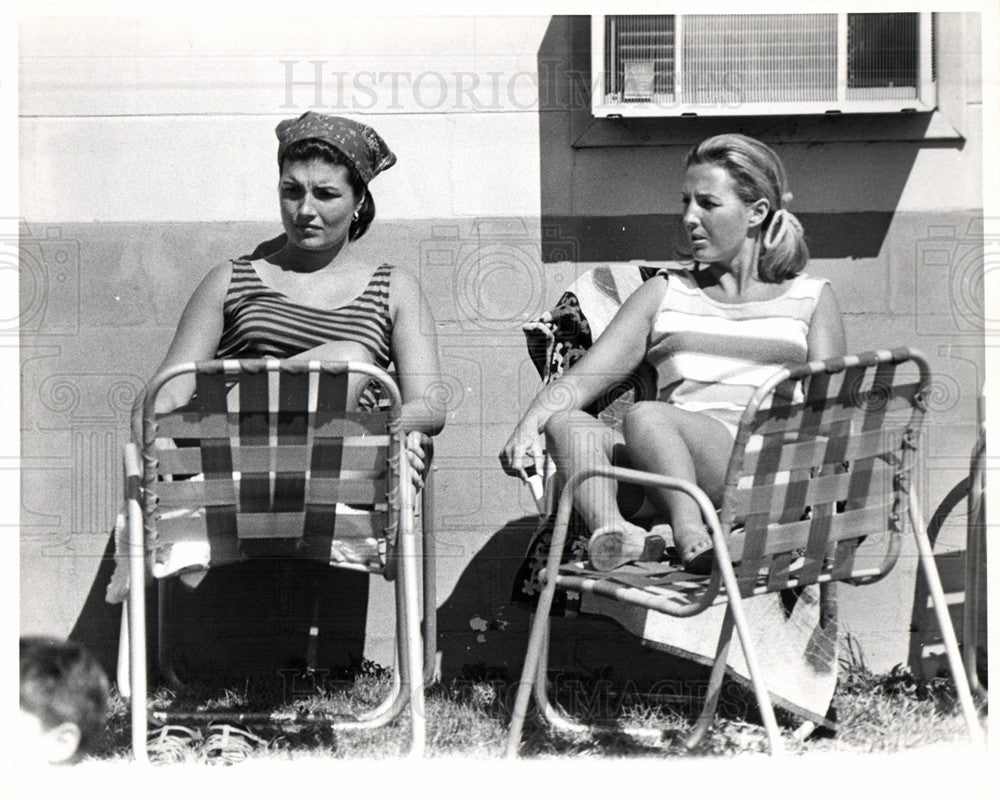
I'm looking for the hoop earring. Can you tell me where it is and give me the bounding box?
[751,231,762,278]
[763,209,787,250]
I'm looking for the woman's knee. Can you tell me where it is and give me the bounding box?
[544,410,612,458]
[544,409,590,439]
[622,401,673,440]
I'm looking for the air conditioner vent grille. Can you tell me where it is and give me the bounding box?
[595,12,934,116]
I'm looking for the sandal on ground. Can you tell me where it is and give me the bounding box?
[587,526,667,572]
[146,724,202,764]
[674,528,715,575]
[200,723,269,765]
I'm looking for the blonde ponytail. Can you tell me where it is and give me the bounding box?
[758,208,809,281]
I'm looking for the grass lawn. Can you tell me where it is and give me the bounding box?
[95,649,986,763]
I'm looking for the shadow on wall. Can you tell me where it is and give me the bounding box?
[67,536,127,674]
[70,536,371,681]
[71,517,710,688]
[435,516,708,688]
[536,16,958,264]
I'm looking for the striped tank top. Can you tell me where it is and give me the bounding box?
[216,259,394,367]
[646,267,829,435]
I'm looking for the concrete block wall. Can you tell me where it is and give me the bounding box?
[19,13,988,680]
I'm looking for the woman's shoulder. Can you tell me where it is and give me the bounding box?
[238,233,286,262]
[200,260,238,290]
[381,263,426,318]
[641,260,693,278]
[647,262,699,295]
[619,264,674,312]
[786,271,831,298]
[644,261,699,288]
[384,262,422,293]
[178,261,237,313]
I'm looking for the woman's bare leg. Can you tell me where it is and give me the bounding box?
[622,402,733,571]
[544,410,665,569]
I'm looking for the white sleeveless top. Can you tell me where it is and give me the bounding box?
[646,267,829,435]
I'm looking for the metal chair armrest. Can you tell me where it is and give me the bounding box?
[549,465,727,616]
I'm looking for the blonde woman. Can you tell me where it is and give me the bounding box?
[502,134,845,573]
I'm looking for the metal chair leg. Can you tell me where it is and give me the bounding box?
[532,620,592,736]
[685,604,736,750]
[336,676,408,730]
[335,569,408,729]
[117,604,131,700]
[335,607,407,730]
[964,443,986,698]
[353,669,404,725]
[909,488,985,747]
[400,520,426,757]
[712,554,785,755]
[509,470,775,755]
[507,578,560,757]
[507,492,586,758]
[124,444,149,764]
[421,463,440,687]
[528,618,662,742]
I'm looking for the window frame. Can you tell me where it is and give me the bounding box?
[563,13,970,146]
[591,13,936,118]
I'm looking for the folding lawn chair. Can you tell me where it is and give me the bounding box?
[119,359,436,760]
[964,389,987,699]
[506,348,985,756]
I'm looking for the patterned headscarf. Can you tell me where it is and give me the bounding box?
[275,112,397,184]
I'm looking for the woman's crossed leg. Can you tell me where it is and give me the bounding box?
[623,401,733,573]
[544,409,665,571]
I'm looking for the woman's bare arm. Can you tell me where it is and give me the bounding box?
[500,275,667,475]
[806,283,847,361]
[134,263,231,439]
[389,265,446,436]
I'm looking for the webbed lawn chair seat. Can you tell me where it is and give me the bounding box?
[507,348,985,756]
[120,359,435,759]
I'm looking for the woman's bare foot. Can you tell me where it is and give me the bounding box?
[588,521,667,571]
[672,525,714,574]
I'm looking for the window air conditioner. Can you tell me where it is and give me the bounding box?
[592,13,936,117]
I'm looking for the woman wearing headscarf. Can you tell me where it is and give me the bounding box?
[148,112,445,462]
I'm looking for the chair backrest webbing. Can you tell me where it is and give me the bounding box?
[720,349,929,596]
[142,360,399,571]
